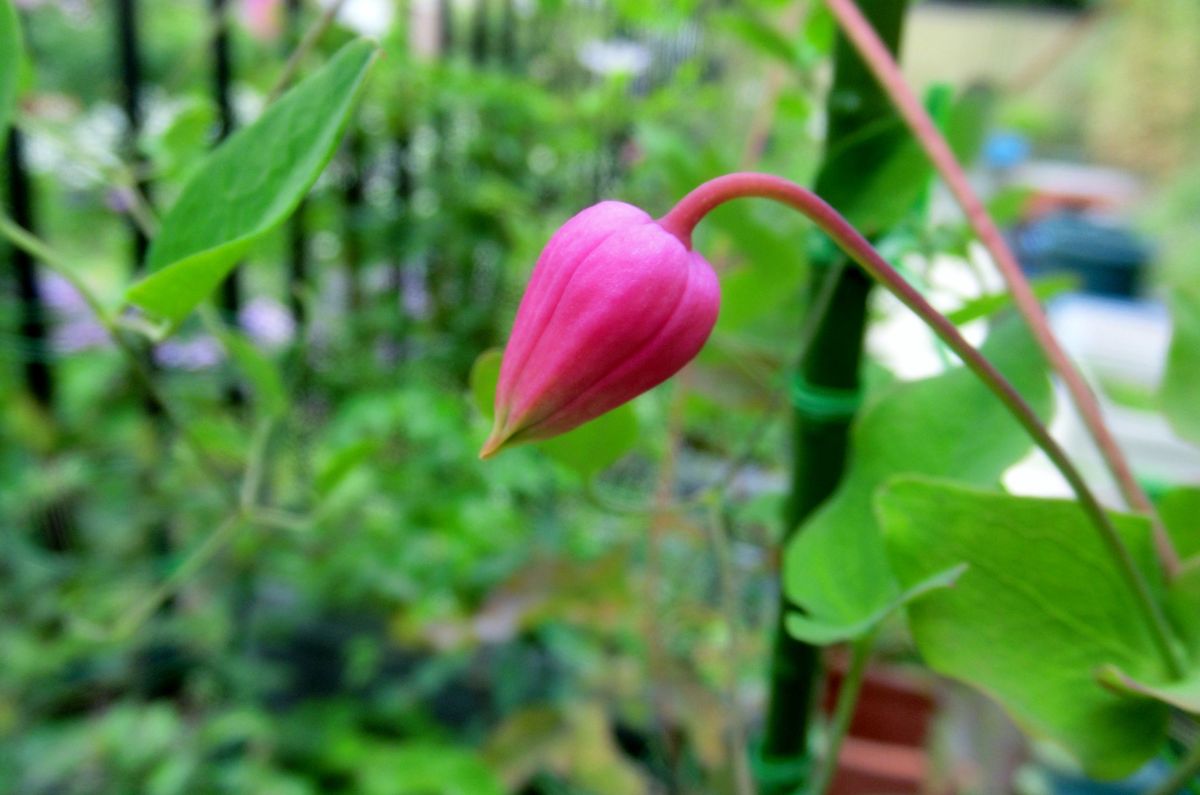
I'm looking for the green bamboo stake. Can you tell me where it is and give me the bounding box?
[755,3,910,792]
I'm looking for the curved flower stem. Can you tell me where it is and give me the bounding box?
[660,172,1185,679]
[820,0,1179,577]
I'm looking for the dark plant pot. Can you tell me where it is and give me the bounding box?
[824,660,942,795]
[833,737,928,795]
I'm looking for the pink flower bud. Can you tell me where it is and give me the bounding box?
[480,201,720,458]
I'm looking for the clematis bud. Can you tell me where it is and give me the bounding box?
[480,201,719,458]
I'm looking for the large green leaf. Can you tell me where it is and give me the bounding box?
[1167,565,1200,660]
[1160,486,1200,560]
[0,0,21,152]
[126,39,379,327]
[1163,287,1200,445]
[469,349,638,479]
[782,320,1052,639]
[878,477,1170,779]
[786,563,966,645]
[1159,486,1200,657]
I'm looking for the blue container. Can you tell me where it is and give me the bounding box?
[1012,212,1151,299]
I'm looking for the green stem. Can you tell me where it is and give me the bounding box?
[660,172,1186,680]
[0,214,234,495]
[114,513,242,638]
[1,214,113,323]
[808,633,876,795]
[239,418,275,512]
[1149,739,1200,795]
[703,497,755,795]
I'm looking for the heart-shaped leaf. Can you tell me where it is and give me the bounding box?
[879,477,1171,779]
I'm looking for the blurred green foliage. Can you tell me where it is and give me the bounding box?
[0,1,829,792]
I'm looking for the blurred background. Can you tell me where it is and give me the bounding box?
[1,0,1198,793]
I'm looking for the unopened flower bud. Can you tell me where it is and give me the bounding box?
[480,201,719,458]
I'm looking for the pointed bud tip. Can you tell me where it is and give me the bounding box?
[478,426,509,460]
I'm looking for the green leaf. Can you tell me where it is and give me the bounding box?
[710,206,807,333]
[878,477,1170,779]
[944,273,1078,327]
[1158,488,1200,657]
[126,40,379,327]
[1163,288,1200,445]
[468,349,638,479]
[0,0,22,152]
[219,331,288,419]
[537,407,638,479]
[1099,665,1200,715]
[832,120,924,235]
[358,743,504,795]
[146,97,216,182]
[316,438,380,497]
[786,563,967,645]
[717,11,797,65]
[987,186,1034,226]
[1160,486,1200,559]
[943,83,993,164]
[833,86,992,235]
[1167,565,1200,660]
[470,349,503,421]
[782,320,1052,640]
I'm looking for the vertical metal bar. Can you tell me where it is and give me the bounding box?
[115,0,151,271]
[6,129,53,410]
[341,125,365,314]
[498,0,516,67]
[439,0,454,54]
[6,12,76,552]
[392,122,413,349]
[284,0,308,325]
[470,0,488,65]
[210,0,245,406]
[211,0,240,318]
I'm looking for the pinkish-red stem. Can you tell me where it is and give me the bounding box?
[659,172,1185,679]
[821,0,1178,575]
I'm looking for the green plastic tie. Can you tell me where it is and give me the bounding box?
[750,741,812,791]
[790,372,863,422]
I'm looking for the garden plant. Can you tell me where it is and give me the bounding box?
[1,0,1199,793]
